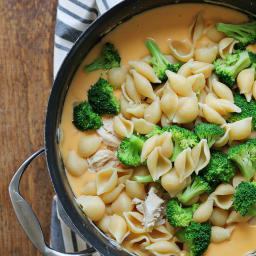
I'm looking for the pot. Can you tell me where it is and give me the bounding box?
[9,0,256,255]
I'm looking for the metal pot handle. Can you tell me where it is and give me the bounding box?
[9,149,96,256]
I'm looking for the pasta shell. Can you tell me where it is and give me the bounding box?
[211,226,235,243]
[212,79,234,102]
[187,73,206,93]
[120,95,133,119]
[173,96,199,124]
[161,170,191,197]
[202,103,226,125]
[101,183,125,204]
[132,117,155,134]
[191,61,214,78]
[161,114,172,127]
[126,179,146,200]
[189,12,204,44]
[108,67,127,88]
[227,117,252,141]
[81,181,97,196]
[168,39,194,62]
[123,211,146,234]
[160,86,179,119]
[108,214,129,244]
[144,97,162,124]
[212,183,235,210]
[147,147,172,181]
[232,174,247,188]
[178,59,194,77]
[253,81,256,100]
[123,74,141,104]
[206,24,226,42]
[141,135,159,162]
[214,125,230,148]
[148,224,173,243]
[160,133,174,159]
[195,45,218,64]
[113,114,134,138]
[145,241,180,256]
[96,168,118,195]
[226,211,251,224]
[166,70,193,97]
[111,192,133,215]
[126,104,147,118]
[210,207,229,226]
[219,37,237,59]
[97,215,110,233]
[126,233,151,248]
[128,60,161,83]
[191,139,210,174]
[237,68,255,102]
[130,69,156,100]
[174,148,195,182]
[78,134,102,158]
[193,196,214,223]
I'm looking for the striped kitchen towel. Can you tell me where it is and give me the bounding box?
[51,0,121,254]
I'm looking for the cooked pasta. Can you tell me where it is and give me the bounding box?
[60,6,256,256]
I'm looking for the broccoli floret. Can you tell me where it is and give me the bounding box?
[216,22,256,49]
[201,151,236,187]
[145,125,163,138]
[73,102,102,131]
[214,51,252,88]
[233,181,256,216]
[166,199,199,228]
[163,126,199,161]
[176,222,211,256]
[178,176,213,205]
[145,39,182,82]
[88,78,120,115]
[117,134,146,167]
[194,123,225,148]
[228,94,256,130]
[85,42,121,72]
[227,139,256,181]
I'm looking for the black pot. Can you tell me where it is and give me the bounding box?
[9,0,256,255]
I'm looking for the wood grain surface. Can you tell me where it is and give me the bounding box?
[0,0,58,255]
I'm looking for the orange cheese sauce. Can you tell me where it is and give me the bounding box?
[59,3,256,255]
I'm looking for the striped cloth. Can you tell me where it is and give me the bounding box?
[51,0,121,254]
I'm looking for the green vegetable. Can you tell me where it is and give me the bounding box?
[166,199,199,228]
[117,134,146,167]
[176,222,211,256]
[85,42,121,72]
[73,102,102,131]
[201,151,236,187]
[194,123,225,148]
[145,125,163,138]
[228,93,256,130]
[134,175,153,183]
[228,139,256,181]
[233,181,256,216]
[145,39,182,82]
[178,176,212,205]
[216,21,256,49]
[214,51,252,88]
[88,78,120,115]
[163,126,199,161]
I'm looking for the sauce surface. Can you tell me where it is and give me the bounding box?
[60,4,256,255]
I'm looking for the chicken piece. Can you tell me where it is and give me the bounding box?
[97,118,121,147]
[87,149,119,172]
[133,187,165,231]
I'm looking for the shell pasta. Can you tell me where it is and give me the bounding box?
[60,4,256,256]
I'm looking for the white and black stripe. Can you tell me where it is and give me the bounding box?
[52,1,122,254]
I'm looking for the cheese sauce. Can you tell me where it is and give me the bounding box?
[60,4,256,255]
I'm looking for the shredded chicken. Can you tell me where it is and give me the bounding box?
[133,187,165,231]
[87,149,119,172]
[97,118,121,147]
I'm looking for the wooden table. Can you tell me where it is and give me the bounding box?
[0,1,58,255]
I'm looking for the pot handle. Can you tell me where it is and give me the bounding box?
[9,149,96,256]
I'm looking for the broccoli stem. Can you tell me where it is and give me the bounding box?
[145,40,166,66]
[235,157,255,181]
[135,175,153,183]
[85,57,105,72]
